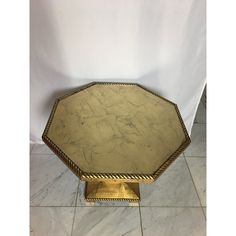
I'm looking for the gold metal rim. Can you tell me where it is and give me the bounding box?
[42,82,191,183]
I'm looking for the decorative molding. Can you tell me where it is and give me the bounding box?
[42,82,191,183]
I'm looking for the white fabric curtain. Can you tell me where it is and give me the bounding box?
[30,0,206,143]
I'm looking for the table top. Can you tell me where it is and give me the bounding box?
[43,82,190,182]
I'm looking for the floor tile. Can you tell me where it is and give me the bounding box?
[31,144,54,154]
[203,207,206,218]
[186,158,206,206]
[179,154,184,158]
[30,154,79,206]
[30,143,34,153]
[72,207,141,236]
[76,181,139,207]
[195,101,206,124]
[201,86,207,108]
[185,124,206,157]
[141,207,206,236]
[30,207,74,236]
[140,158,200,206]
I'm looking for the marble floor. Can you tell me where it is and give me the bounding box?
[30,99,206,236]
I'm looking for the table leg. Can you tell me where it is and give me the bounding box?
[85,181,140,202]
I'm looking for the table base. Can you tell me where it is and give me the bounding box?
[85,181,140,202]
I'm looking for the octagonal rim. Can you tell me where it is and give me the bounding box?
[42,82,191,183]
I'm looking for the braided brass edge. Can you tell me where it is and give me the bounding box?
[57,82,137,102]
[42,99,59,138]
[136,84,176,106]
[57,82,96,101]
[42,82,191,183]
[152,139,190,180]
[95,81,137,86]
[80,173,153,183]
[43,133,154,182]
[174,104,190,142]
[42,135,83,178]
[152,104,191,180]
[85,198,140,202]
[43,133,155,182]
[56,82,176,106]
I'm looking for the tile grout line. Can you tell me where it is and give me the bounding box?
[183,153,206,219]
[138,205,144,236]
[70,180,80,236]
[184,154,207,212]
[70,207,77,236]
[202,207,206,220]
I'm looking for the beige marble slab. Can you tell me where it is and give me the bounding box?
[30,154,79,206]
[72,207,141,236]
[30,207,74,236]
[140,158,200,206]
[141,207,206,236]
[46,84,187,175]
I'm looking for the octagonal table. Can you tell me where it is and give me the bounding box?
[42,82,190,202]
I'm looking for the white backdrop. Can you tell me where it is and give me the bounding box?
[30,0,206,143]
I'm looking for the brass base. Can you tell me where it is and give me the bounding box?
[85,181,140,202]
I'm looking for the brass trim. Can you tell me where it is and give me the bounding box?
[42,82,191,183]
[85,198,139,202]
[85,181,140,202]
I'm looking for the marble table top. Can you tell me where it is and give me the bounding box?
[42,82,190,182]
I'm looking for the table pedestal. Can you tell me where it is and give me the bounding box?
[85,181,140,202]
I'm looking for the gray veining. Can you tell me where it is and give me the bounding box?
[30,154,79,206]
[72,207,141,236]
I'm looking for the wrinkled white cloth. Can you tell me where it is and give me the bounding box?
[30,0,206,143]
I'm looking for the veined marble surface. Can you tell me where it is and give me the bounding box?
[185,124,206,157]
[30,154,79,206]
[47,84,186,174]
[186,157,206,206]
[30,207,74,236]
[140,158,200,206]
[72,207,141,236]
[141,207,206,236]
[31,143,54,154]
